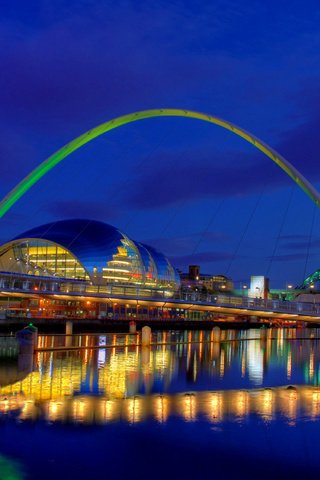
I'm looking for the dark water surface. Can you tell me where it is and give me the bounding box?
[1,328,320,479]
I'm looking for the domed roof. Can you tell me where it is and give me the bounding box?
[11,219,179,287]
[13,219,124,273]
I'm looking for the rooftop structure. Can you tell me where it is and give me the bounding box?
[179,265,233,293]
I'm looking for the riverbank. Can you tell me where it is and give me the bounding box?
[0,316,316,333]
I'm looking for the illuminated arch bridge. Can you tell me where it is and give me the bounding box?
[0,108,320,218]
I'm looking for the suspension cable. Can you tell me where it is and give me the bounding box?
[225,185,266,276]
[265,186,294,277]
[303,201,317,281]
[191,200,224,256]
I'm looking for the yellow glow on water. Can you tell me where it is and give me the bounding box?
[309,351,314,379]
[277,328,284,351]
[247,340,263,385]
[19,400,37,421]
[180,393,196,422]
[125,396,143,424]
[153,395,169,423]
[287,390,298,425]
[241,352,246,378]
[311,390,320,419]
[220,350,225,378]
[207,392,223,423]
[98,351,139,398]
[279,388,297,425]
[3,333,320,428]
[72,398,95,424]
[254,389,273,420]
[199,331,203,360]
[99,399,120,423]
[236,391,248,417]
[46,400,64,422]
[0,396,23,413]
[2,386,320,425]
[287,351,292,380]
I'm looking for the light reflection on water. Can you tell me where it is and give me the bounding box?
[3,328,320,479]
[3,386,320,426]
[0,328,320,425]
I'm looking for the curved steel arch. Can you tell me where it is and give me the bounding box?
[1,108,319,218]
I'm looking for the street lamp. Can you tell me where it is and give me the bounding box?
[240,284,248,298]
[286,284,293,299]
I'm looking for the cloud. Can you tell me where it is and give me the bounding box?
[45,199,122,220]
[278,231,320,251]
[121,75,320,209]
[0,1,245,132]
[123,147,286,208]
[169,250,234,269]
[277,109,320,181]
[279,237,320,251]
[279,234,310,241]
[141,231,228,255]
[265,253,314,262]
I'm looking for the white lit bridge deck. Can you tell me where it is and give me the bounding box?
[0,283,320,323]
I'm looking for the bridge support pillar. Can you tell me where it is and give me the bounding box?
[66,320,73,336]
[129,321,136,334]
[142,326,151,346]
[212,326,221,343]
[65,321,73,347]
[260,326,267,342]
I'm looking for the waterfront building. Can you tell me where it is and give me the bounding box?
[179,265,233,293]
[0,219,317,324]
[0,219,179,291]
[0,219,184,319]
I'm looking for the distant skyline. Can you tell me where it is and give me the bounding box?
[1,0,320,287]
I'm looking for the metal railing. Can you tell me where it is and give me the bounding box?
[214,294,320,316]
[1,281,320,317]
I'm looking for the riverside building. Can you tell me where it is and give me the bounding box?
[0,219,184,320]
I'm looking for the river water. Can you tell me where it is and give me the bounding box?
[0,328,320,479]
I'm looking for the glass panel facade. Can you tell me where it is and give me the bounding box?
[0,240,89,280]
[102,237,143,284]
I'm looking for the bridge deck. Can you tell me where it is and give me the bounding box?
[1,288,319,322]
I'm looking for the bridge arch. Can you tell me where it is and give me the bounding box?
[1,108,319,218]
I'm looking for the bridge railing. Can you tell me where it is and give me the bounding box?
[214,294,319,316]
[0,281,319,317]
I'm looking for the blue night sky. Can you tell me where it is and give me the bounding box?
[1,0,320,288]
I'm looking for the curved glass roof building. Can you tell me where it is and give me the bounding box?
[0,219,180,294]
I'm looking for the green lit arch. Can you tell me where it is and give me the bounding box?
[1,108,320,218]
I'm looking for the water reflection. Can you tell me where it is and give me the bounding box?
[2,386,320,426]
[1,328,320,426]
